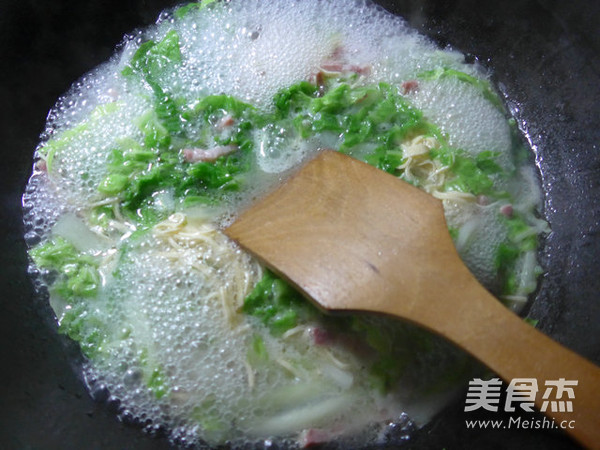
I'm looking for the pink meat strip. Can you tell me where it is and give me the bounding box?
[401,79,419,94]
[216,115,235,130]
[183,145,238,163]
[500,204,514,218]
[299,428,336,447]
[320,62,371,76]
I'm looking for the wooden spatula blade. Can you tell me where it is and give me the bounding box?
[225,150,458,316]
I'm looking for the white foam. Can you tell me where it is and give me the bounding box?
[410,77,514,170]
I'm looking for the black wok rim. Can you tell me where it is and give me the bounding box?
[1,0,598,448]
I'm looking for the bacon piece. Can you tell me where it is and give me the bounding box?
[309,44,372,87]
[500,204,514,218]
[320,62,345,72]
[401,80,419,94]
[183,145,237,163]
[309,327,336,346]
[319,62,371,76]
[216,115,235,130]
[299,428,333,447]
[348,64,371,76]
[309,62,372,89]
[35,159,47,172]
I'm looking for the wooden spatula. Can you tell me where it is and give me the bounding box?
[225,150,599,448]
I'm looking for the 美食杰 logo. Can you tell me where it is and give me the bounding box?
[463,377,578,430]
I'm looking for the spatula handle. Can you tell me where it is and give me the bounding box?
[404,274,600,449]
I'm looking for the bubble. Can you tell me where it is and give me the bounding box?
[410,77,514,170]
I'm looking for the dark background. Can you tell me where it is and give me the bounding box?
[0,0,598,449]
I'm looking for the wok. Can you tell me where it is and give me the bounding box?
[0,0,598,448]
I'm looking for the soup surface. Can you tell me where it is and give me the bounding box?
[23,0,547,447]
